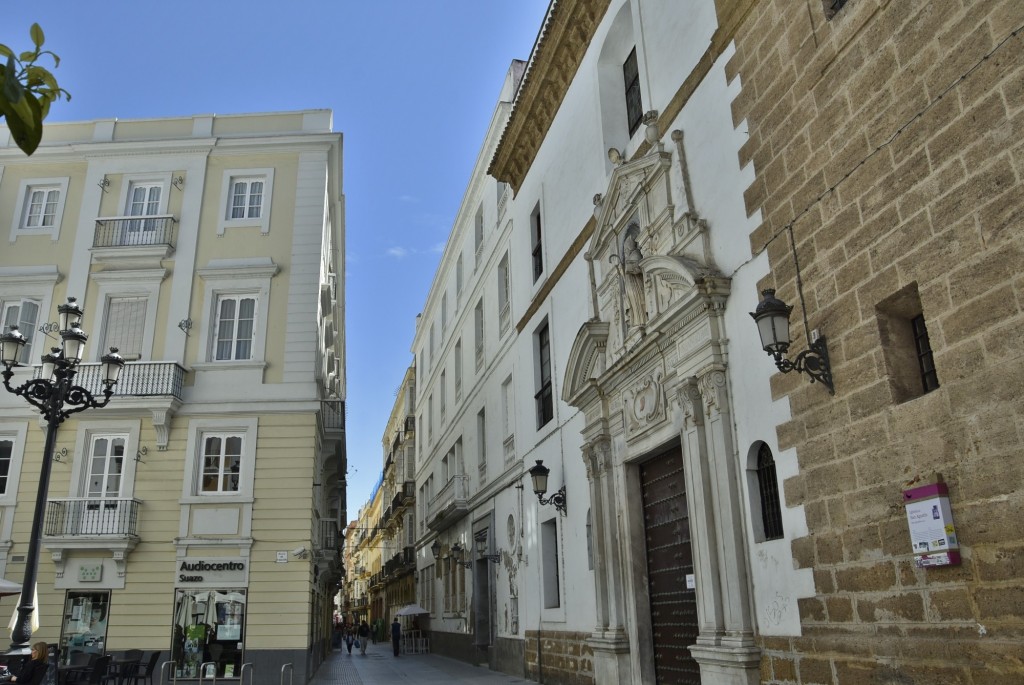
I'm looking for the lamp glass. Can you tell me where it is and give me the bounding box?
[58,297,84,331]
[100,348,126,384]
[529,460,550,496]
[475,536,486,557]
[0,327,27,366]
[61,327,88,363]
[430,540,441,560]
[756,313,790,354]
[40,348,61,381]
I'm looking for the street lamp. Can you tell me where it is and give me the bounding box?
[750,288,834,394]
[449,543,472,569]
[528,460,567,516]
[474,535,501,564]
[0,297,125,654]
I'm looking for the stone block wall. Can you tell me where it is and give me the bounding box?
[729,0,1024,681]
[523,630,594,685]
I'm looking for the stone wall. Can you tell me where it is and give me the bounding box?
[523,630,594,685]
[730,0,1024,682]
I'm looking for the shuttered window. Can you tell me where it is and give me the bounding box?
[103,297,148,360]
[1,299,39,364]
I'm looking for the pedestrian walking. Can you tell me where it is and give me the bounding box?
[357,620,370,655]
[345,625,354,654]
[391,617,401,657]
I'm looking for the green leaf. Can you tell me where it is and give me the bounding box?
[26,66,57,90]
[2,55,22,102]
[0,89,42,155]
[30,24,44,48]
[0,45,11,59]
[20,51,37,62]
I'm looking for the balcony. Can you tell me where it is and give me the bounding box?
[42,497,141,577]
[427,475,469,532]
[391,481,414,512]
[320,400,344,432]
[92,216,176,266]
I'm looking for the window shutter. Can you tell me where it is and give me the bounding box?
[104,297,147,360]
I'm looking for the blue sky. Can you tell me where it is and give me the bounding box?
[3,2,550,512]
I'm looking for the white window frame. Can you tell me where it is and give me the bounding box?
[117,173,171,217]
[68,420,141,500]
[181,418,258,503]
[0,266,60,370]
[213,294,259,362]
[88,268,165,363]
[195,258,277,367]
[0,297,41,365]
[0,423,30,506]
[217,168,275,235]
[11,177,70,241]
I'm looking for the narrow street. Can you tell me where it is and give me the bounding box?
[310,646,535,685]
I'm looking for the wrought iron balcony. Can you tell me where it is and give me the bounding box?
[321,400,344,431]
[94,215,176,248]
[39,361,185,400]
[43,498,141,537]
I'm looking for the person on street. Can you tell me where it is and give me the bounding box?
[391,617,401,657]
[357,620,370,655]
[6,642,48,685]
[344,625,354,654]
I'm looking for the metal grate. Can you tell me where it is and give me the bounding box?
[623,47,643,136]
[911,314,939,394]
[756,444,784,541]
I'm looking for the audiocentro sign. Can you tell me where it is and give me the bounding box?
[175,557,248,587]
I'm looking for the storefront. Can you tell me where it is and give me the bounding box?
[170,558,249,679]
[59,591,110,665]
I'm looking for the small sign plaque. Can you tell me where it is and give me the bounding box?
[903,482,960,568]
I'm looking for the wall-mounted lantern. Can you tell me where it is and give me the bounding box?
[750,289,834,394]
[528,460,567,516]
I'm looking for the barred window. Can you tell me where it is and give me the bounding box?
[756,444,784,541]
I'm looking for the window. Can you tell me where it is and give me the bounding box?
[454,339,463,403]
[474,299,484,370]
[498,253,511,335]
[755,444,784,541]
[125,181,163,238]
[214,295,257,361]
[440,370,447,425]
[197,258,277,366]
[623,47,643,137]
[59,592,110,666]
[201,433,243,493]
[477,408,486,483]
[541,519,560,608]
[171,589,246,678]
[1,298,39,364]
[430,323,436,368]
[441,293,448,329]
[102,297,148,361]
[86,435,126,498]
[0,439,12,495]
[876,283,940,403]
[535,320,553,428]
[182,418,257,501]
[531,204,544,282]
[822,0,848,19]
[25,187,60,227]
[912,315,939,394]
[474,205,484,267]
[456,254,464,298]
[230,178,264,220]
[502,375,515,464]
[428,394,434,444]
[217,168,275,234]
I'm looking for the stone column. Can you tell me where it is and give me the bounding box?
[583,435,632,685]
[677,372,760,684]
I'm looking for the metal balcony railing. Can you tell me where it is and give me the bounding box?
[44,498,141,537]
[94,215,176,248]
[38,361,185,399]
[321,400,344,431]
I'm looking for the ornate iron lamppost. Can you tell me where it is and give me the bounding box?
[528,460,567,516]
[0,297,125,654]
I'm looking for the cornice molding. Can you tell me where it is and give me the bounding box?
[488,0,610,194]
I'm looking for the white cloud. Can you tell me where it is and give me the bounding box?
[386,246,410,258]
[429,242,445,253]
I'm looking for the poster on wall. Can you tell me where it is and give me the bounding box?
[903,481,960,568]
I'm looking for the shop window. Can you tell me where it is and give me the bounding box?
[59,591,110,666]
[171,589,246,678]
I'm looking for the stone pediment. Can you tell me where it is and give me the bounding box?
[590,149,673,260]
[562,320,610,406]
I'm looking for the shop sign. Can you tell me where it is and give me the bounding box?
[175,558,248,586]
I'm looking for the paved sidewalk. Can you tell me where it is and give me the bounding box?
[310,644,535,685]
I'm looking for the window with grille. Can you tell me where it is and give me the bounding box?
[535,320,553,428]
[623,47,643,137]
[756,444,784,541]
[911,314,939,394]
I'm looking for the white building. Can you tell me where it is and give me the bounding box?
[399,1,819,683]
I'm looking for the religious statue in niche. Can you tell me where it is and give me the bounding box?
[621,224,648,331]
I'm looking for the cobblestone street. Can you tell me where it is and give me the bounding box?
[310,646,535,685]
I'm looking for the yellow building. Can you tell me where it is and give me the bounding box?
[0,111,345,684]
